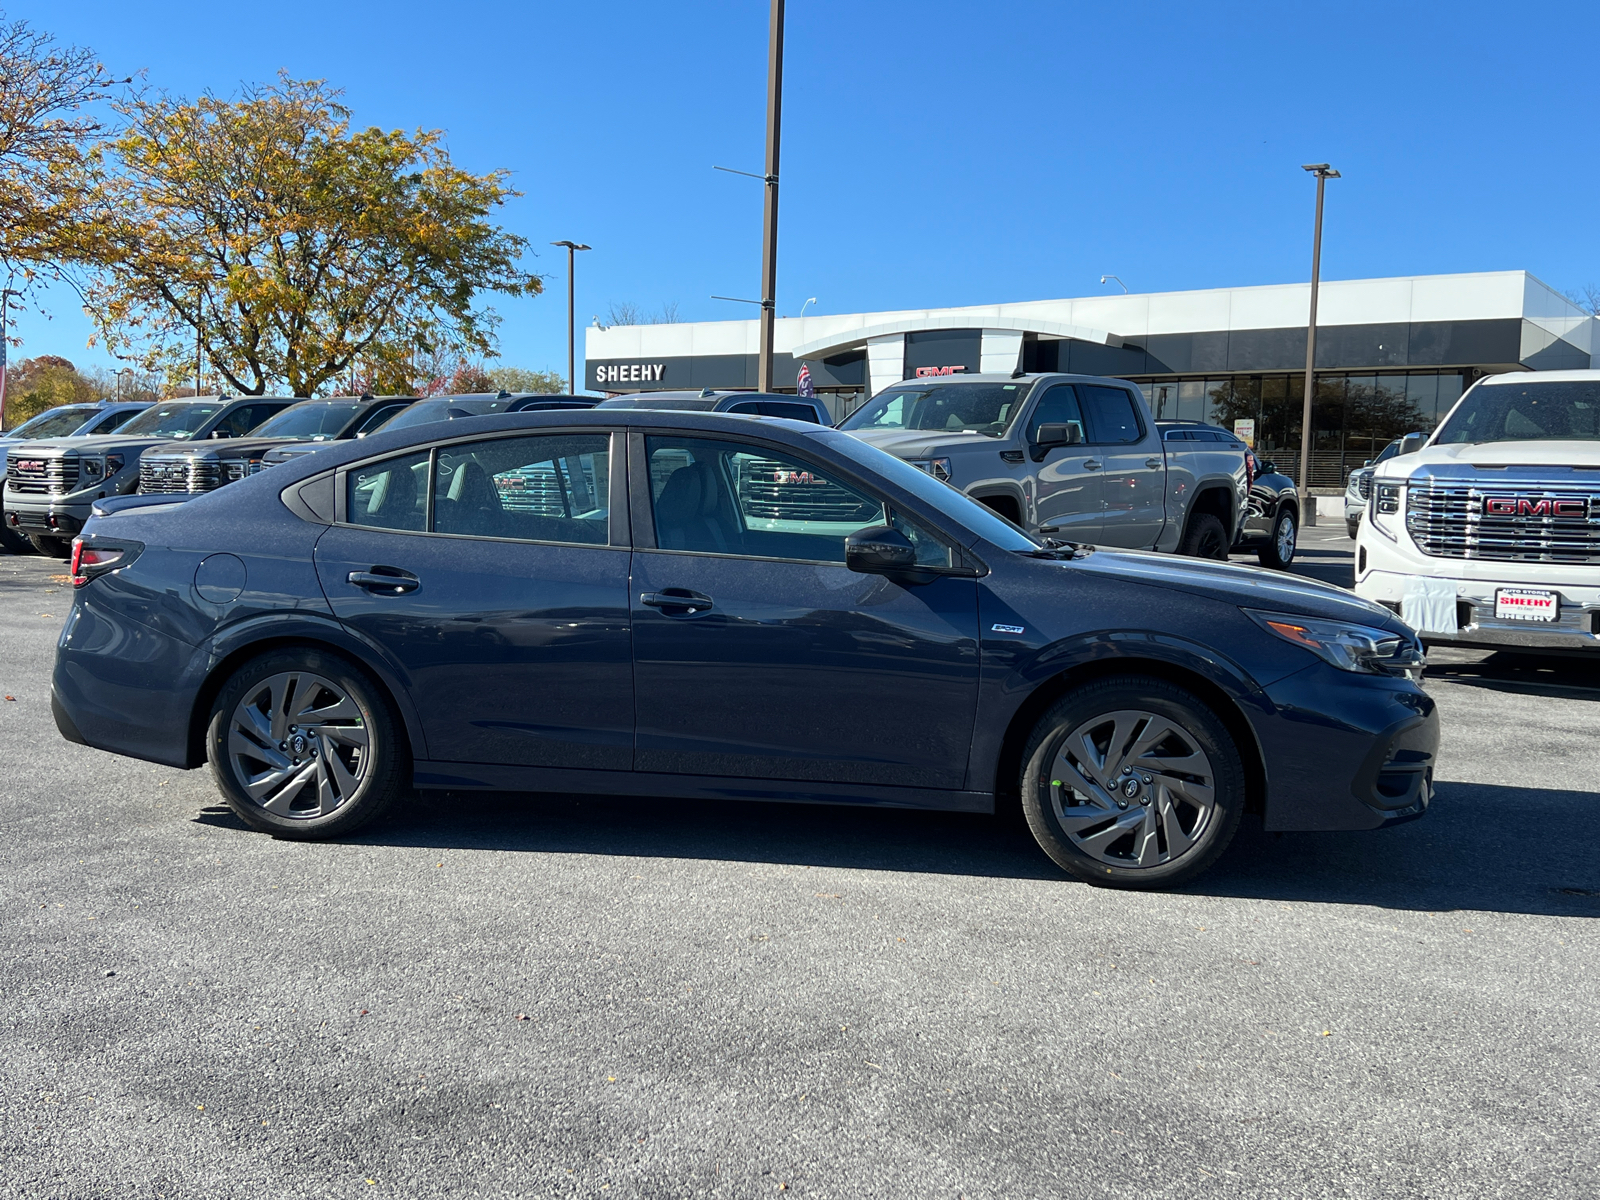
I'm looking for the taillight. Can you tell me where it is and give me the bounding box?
[69,537,139,588]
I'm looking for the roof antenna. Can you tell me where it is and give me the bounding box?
[699,387,715,398]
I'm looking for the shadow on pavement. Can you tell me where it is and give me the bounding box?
[1424,650,1600,702]
[214,778,1600,918]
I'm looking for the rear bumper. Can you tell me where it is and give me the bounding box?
[1254,661,1438,832]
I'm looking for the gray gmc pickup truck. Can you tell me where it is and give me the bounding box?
[837,373,1255,560]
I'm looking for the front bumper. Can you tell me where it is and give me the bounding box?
[1254,659,1437,832]
[1355,517,1600,652]
[4,495,88,537]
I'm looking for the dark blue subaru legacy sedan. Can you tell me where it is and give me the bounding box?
[52,410,1435,888]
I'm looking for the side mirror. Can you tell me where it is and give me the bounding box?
[1259,460,1277,474]
[1362,459,1373,467]
[210,429,231,439]
[845,526,917,575]
[1398,432,1427,456]
[1030,422,1081,461]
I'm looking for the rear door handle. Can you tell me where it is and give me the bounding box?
[1083,459,1104,470]
[641,589,714,616]
[348,568,419,595]
[1145,457,1163,469]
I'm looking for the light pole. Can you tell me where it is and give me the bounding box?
[0,287,19,431]
[1100,275,1129,293]
[758,0,785,392]
[550,241,591,394]
[116,367,134,401]
[1298,163,1339,520]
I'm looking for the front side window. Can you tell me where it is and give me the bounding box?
[1434,381,1600,444]
[1081,385,1144,444]
[215,405,281,437]
[645,435,951,566]
[839,382,1031,437]
[114,403,224,438]
[1027,385,1085,444]
[345,436,610,544]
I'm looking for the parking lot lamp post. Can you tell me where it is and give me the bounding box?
[1298,163,1339,520]
[116,367,133,401]
[550,241,591,393]
[0,288,18,430]
[757,0,785,393]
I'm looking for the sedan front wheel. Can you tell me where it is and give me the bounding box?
[206,650,408,839]
[1020,676,1246,888]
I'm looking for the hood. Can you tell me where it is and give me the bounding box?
[844,427,1006,459]
[14,434,195,456]
[1377,440,1600,479]
[142,436,305,461]
[1067,546,1402,629]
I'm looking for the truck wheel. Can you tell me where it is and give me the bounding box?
[1178,513,1229,560]
[206,649,409,840]
[1256,508,1297,569]
[1019,676,1246,889]
[29,534,71,558]
[0,526,34,554]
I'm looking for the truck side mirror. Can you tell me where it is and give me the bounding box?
[1030,422,1081,461]
[845,526,917,575]
[1398,432,1427,456]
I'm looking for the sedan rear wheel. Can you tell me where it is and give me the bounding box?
[207,650,408,839]
[1020,677,1246,888]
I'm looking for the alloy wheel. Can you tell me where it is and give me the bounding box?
[1047,708,1218,870]
[226,671,371,819]
[1276,513,1297,562]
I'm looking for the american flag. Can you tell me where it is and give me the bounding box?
[796,363,815,398]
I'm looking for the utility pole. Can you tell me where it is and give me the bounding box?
[0,288,19,430]
[1298,163,1339,520]
[757,0,785,392]
[550,241,591,393]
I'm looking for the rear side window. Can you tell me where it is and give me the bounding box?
[1081,386,1144,444]
[725,402,763,415]
[433,434,609,544]
[347,450,430,532]
[758,402,822,423]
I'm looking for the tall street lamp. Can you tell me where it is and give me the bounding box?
[757,0,785,393]
[116,367,134,401]
[550,241,591,394]
[0,287,19,430]
[1298,163,1340,520]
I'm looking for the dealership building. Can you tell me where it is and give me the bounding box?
[584,270,1596,488]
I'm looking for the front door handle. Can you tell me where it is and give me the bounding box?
[1145,457,1163,469]
[641,589,714,616]
[1083,458,1104,470]
[348,567,419,595]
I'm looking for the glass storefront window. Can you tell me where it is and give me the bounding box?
[1176,379,1206,421]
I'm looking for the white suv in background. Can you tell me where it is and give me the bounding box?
[1355,370,1600,654]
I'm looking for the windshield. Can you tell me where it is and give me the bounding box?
[1435,381,1600,444]
[818,430,1041,551]
[249,402,364,440]
[9,407,96,439]
[839,381,1033,438]
[380,398,515,431]
[114,403,223,438]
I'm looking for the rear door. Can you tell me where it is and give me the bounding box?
[1083,384,1166,548]
[629,430,980,789]
[1024,384,1102,539]
[314,430,633,769]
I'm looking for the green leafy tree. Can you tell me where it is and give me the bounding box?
[77,76,542,396]
[488,366,565,394]
[5,354,93,424]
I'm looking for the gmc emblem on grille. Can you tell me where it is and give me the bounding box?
[1483,496,1586,518]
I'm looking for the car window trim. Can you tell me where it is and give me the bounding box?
[332,427,629,549]
[629,424,980,576]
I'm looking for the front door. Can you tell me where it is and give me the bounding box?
[314,432,633,769]
[1025,383,1103,540]
[1082,383,1167,549]
[630,433,980,789]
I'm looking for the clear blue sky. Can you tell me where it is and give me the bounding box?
[10,0,1599,385]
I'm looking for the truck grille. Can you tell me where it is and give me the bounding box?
[738,457,880,523]
[6,455,78,495]
[1406,483,1600,563]
[140,458,226,494]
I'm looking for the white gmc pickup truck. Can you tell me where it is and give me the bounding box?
[1355,369,1600,654]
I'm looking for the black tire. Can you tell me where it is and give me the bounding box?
[1256,507,1297,569]
[1178,513,1229,560]
[1019,676,1246,889]
[0,525,34,554]
[1347,518,1360,540]
[206,648,409,840]
[29,534,70,558]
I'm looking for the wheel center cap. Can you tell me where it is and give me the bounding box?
[290,733,308,756]
[1122,777,1141,800]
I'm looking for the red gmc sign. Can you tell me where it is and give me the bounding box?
[1483,496,1587,518]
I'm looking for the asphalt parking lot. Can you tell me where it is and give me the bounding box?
[2,537,1596,1200]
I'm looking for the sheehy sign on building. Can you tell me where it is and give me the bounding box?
[596,363,666,384]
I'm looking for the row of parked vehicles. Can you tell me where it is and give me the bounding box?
[5,375,1300,571]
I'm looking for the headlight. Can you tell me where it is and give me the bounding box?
[910,457,953,482]
[1244,608,1424,675]
[1375,483,1401,514]
[105,454,124,474]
